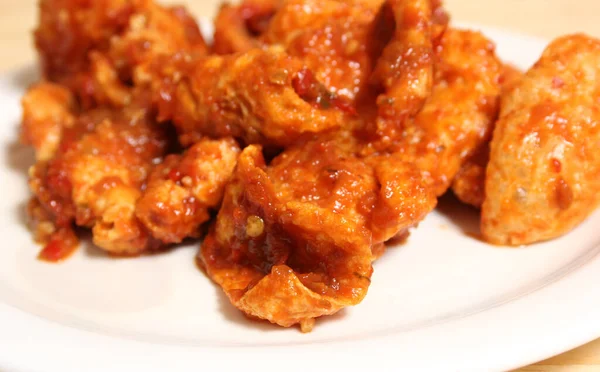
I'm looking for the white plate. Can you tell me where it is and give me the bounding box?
[2,24,600,372]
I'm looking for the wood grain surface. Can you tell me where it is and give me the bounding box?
[1,1,599,370]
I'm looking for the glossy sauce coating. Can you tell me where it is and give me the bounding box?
[371,0,434,146]
[482,34,600,245]
[368,29,502,197]
[28,100,170,255]
[151,47,350,148]
[200,136,435,328]
[262,0,382,104]
[136,137,240,243]
[451,63,524,208]
[36,0,207,108]
[25,0,234,258]
[21,83,76,162]
[213,0,280,54]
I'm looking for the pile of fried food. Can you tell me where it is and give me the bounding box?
[20,0,600,331]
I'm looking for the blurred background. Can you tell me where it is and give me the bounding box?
[0,0,599,72]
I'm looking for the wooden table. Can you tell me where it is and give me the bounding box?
[1,0,599,370]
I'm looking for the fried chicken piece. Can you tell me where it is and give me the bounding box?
[199,138,435,329]
[371,29,501,197]
[482,34,600,245]
[366,152,438,246]
[451,64,523,208]
[35,0,207,107]
[367,0,453,147]
[136,138,240,244]
[213,0,280,54]
[214,0,447,107]
[21,83,76,162]
[200,143,374,329]
[107,1,208,86]
[29,0,206,257]
[152,47,351,148]
[371,0,434,143]
[262,0,382,103]
[87,52,133,107]
[411,29,501,196]
[29,100,170,256]
[35,0,132,83]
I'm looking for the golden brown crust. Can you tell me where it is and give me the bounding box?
[372,0,434,145]
[200,137,436,328]
[410,29,501,195]
[136,137,241,243]
[26,103,241,256]
[200,144,374,327]
[35,0,207,108]
[262,0,381,104]
[482,34,600,245]
[197,27,501,328]
[368,29,502,196]
[212,0,280,54]
[451,63,523,208]
[151,47,351,148]
[21,83,76,162]
[25,0,223,258]
[368,154,438,243]
[28,100,170,255]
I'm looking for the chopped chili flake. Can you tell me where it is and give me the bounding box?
[38,229,79,263]
[168,168,182,182]
[293,68,356,115]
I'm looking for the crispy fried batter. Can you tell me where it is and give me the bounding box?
[136,138,240,243]
[152,47,350,148]
[371,0,434,143]
[213,0,280,54]
[200,144,373,328]
[198,27,499,329]
[451,63,523,208]
[36,0,207,107]
[28,100,170,255]
[369,0,453,147]
[25,102,240,257]
[200,136,435,328]
[35,0,133,84]
[407,29,501,195]
[262,0,382,103]
[108,1,208,85]
[21,83,76,162]
[367,153,437,244]
[482,34,600,245]
[371,29,501,196]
